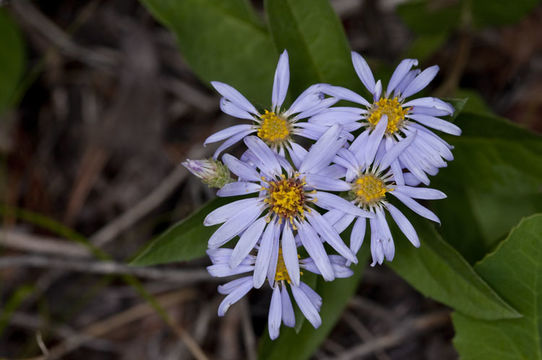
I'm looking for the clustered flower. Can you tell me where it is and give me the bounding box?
[182,50,460,339]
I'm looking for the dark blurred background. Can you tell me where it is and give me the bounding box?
[1,0,541,359]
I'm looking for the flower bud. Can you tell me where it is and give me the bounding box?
[182,158,232,188]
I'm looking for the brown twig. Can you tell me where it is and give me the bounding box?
[331,311,451,360]
[0,229,91,258]
[88,146,209,247]
[0,255,214,284]
[43,289,204,360]
[342,312,391,360]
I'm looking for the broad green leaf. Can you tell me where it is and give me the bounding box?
[258,248,369,360]
[454,88,492,116]
[0,8,25,116]
[139,0,277,106]
[432,113,542,262]
[387,216,520,320]
[264,0,358,95]
[131,198,231,266]
[452,214,542,359]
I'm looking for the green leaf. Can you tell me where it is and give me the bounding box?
[405,32,449,62]
[471,0,539,27]
[396,0,460,36]
[0,8,25,116]
[387,216,520,320]
[131,198,231,266]
[264,0,358,95]
[258,248,369,360]
[139,0,277,106]
[432,113,542,262]
[452,214,542,359]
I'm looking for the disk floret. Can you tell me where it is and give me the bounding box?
[274,249,292,283]
[368,97,410,135]
[351,172,392,208]
[263,174,310,224]
[257,110,291,145]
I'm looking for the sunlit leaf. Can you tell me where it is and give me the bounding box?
[264,0,358,96]
[139,0,277,106]
[432,113,542,262]
[131,198,231,266]
[388,216,520,320]
[452,214,542,359]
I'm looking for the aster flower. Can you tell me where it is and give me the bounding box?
[326,118,446,266]
[206,240,353,339]
[204,126,373,286]
[205,50,340,158]
[181,158,232,188]
[315,52,461,185]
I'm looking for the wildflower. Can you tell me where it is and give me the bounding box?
[204,126,372,285]
[182,158,232,188]
[205,50,340,158]
[207,241,353,339]
[316,52,461,185]
[329,118,446,265]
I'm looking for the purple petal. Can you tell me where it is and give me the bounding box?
[217,278,253,316]
[378,130,417,170]
[205,198,261,226]
[350,216,366,255]
[268,286,282,340]
[313,191,373,218]
[407,114,461,136]
[307,211,357,263]
[386,203,420,247]
[220,98,255,120]
[304,174,351,191]
[297,220,334,281]
[217,181,261,197]
[387,59,419,96]
[218,276,253,295]
[281,286,295,327]
[212,129,255,159]
[402,65,439,98]
[395,185,446,200]
[319,84,370,106]
[282,224,300,286]
[244,136,282,177]
[272,50,290,111]
[211,81,258,114]
[205,124,254,145]
[229,218,267,268]
[352,51,376,93]
[390,191,440,224]
[253,219,276,288]
[222,154,261,182]
[291,285,322,328]
[300,125,346,174]
[208,205,263,248]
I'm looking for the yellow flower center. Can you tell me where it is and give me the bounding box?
[367,97,409,135]
[274,248,291,283]
[352,174,388,206]
[263,176,308,224]
[257,110,290,145]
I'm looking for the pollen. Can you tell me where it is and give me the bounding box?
[367,97,409,135]
[263,176,306,223]
[352,174,388,206]
[274,248,291,283]
[257,110,290,145]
